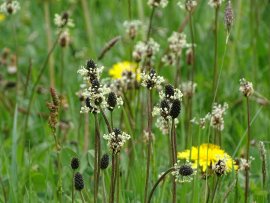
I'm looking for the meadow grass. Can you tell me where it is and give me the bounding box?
[0,0,270,202]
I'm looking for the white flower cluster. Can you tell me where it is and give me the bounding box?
[58,30,71,47]
[133,38,160,62]
[80,84,111,114]
[190,113,211,129]
[141,69,164,90]
[181,81,197,97]
[210,103,228,131]
[148,0,168,8]
[54,13,74,29]
[0,1,20,15]
[103,129,131,154]
[77,61,104,82]
[159,88,183,101]
[162,32,190,66]
[123,20,141,39]
[177,0,197,12]
[237,156,255,171]
[168,32,188,53]
[239,78,254,97]
[154,116,179,134]
[172,161,196,183]
[208,0,224,8]
[78,60,123,114]
[161,53,176,66]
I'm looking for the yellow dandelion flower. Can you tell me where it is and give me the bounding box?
[0,13,6,22]
[177,143,238,173]
[109,61,140,81]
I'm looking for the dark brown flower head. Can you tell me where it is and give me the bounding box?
[91,79,100,91]
[179,164,194,176]
[113,128,122,136]
[74,172,84,191]
[85,97,98,114]
[160,99,170,118]
[86,59,97,70]
[107,92,117,111]
[71,157,80,170]
[169,99,181,118]
[164,84,174,99]
[100,154,110,170]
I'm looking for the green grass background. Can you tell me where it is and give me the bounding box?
[0,0,270,202]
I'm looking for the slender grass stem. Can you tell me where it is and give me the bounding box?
[116,154,120,203]
[212,6,219,100]
[22,31,62,162]
[146,7,155,40]
[59,48,65,97]
[102,173,107,203]
[100,108,113,133]
[147,167,175,203]
[174,56,181,87]
[144,90,153,203]
[0,176,7,203]
[187,10,196,149]
[211,176,220,203]
[72,170,75,203]
[44,1,55,88]
[83,114,89,154]
[80,0,94,55]
[110,111,114,129]
[171,119,177,203]
[109,153,116,203]
[80,191,86,203]
[244,97,251,203]
[94,114,101,203]
[24,58,32,97]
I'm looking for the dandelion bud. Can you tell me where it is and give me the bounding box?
[164,84,175,99]
[71,157,80,170]
[107,92,117,111]
[170,99,181,118]
[179,165,194,176]
[225,0,233,32]
[100,154,110,170]
[74,172,84,191]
